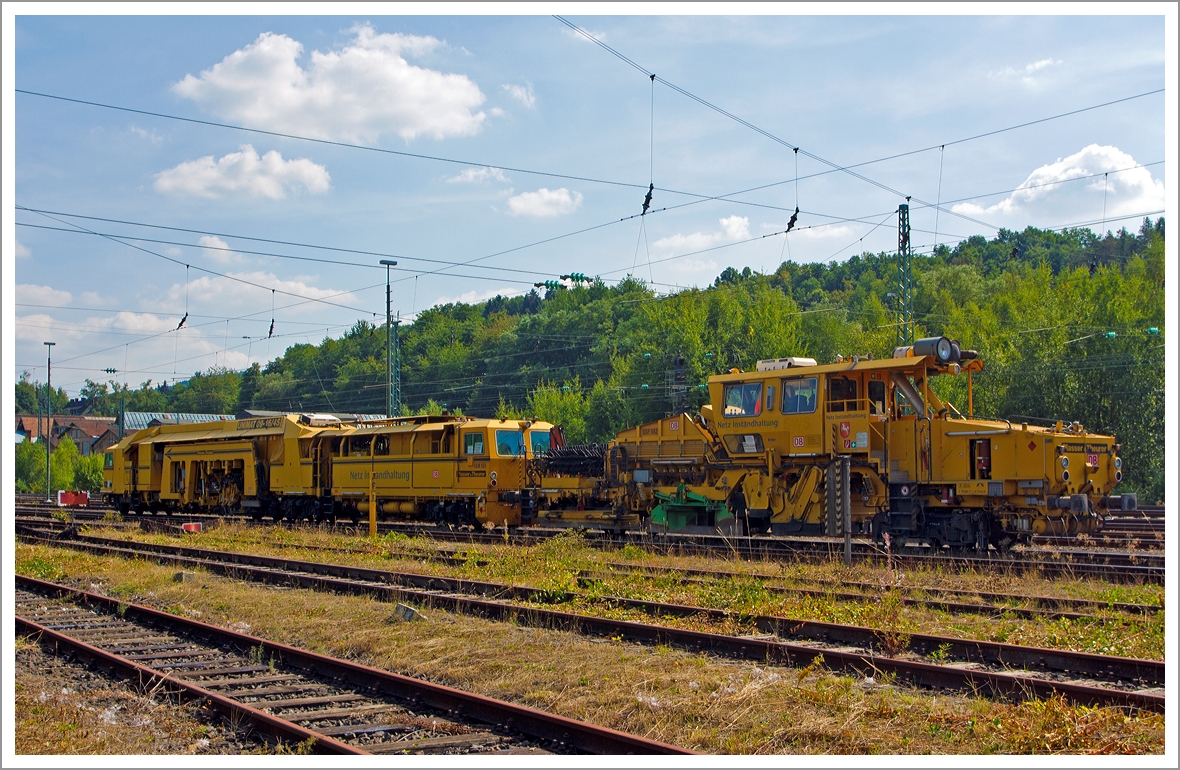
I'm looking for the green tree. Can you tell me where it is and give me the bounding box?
[15,373,39,414]
[15,438,45,493]
[48,436,78,493]
[75,454,104,493]
[171,367,242,414]
[527,378,590,444]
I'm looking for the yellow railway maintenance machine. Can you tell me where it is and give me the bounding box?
[616,337,1133,549]
[102,413,349,520]
[331,415,555,529]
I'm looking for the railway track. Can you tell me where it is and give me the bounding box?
[18,518,1156,623]
[584,561,1162,620]
[371,522,1167,584]
[15,574,692,756]
[15,504,1165,583]
[18,532,1164,713]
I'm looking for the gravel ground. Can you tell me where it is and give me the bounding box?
[14,637,264,755]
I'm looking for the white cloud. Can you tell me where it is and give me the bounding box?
[719,215,750,240]
[670,258,719,274]
[653,231,723,252]
[17,284,72,306]
[989,58,1063,86]
[198,235,239,264]
[952,144,1164,228]
[129,124,163,143]
[448,166,509,184]
[16,240,31,258]
[653,215,751,253]
[792,224,857,241]
[173,26,487,143]
[14,311,177,344]
[502,83,536,108]
[433,286,525,306]
[563,26,606,42]
[507,187,583,217]
[80,292,110,306]
[154,145,331,199]
[168,271,358,308]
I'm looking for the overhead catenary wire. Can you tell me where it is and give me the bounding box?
[554,16,1003,234]
[554,17,1167,248]
[15,158,1162,304]
[16,83,1162,248]
[21,208,371,314]
[24,202,1159,386]
[18,63,1161,393]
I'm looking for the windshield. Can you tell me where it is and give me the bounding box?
[781,377,817,415]
[723,383,763,417]
[495,429,525,457]
[530,431,551,456]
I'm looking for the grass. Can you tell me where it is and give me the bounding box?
[116,522,1167,659]
[14,538,1165,755]
[14,640,232,755]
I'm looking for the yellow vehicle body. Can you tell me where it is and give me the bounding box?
[331,416,554,527]
[104,413,555,528]
[103,414,347,517]
[602,341,1131,547]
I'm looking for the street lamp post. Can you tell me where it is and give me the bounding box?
[379,260,397,417]
[44,341,56,503]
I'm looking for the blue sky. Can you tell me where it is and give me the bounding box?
[6,8,1172,398]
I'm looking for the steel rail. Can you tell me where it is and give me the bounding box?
[14,614,367,754]
[31,531,1168,681]
[16,504,1166,566]
[15,574,696,756]
[20,533,1164,711]
[587,561,1163,617]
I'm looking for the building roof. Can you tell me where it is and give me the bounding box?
[122,412,236,432]
[58,417,119,439]
[15,414,114,440]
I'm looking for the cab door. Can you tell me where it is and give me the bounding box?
[779,376,822,457]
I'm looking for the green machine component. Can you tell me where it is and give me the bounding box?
[649,483,732,531]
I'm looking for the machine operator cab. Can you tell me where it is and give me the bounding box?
[706,339,982,465]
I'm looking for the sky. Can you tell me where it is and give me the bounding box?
[4,6,1174,399]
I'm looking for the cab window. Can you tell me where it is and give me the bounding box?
[104,452,115,469]
[530,431,551,456]
[828,377,858,412]
[780,377,817,415]
[464,432,485,455]
[868,380,887,417]
[374,435,390,456]
[495,429,525,456]
[723,383,762,417]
